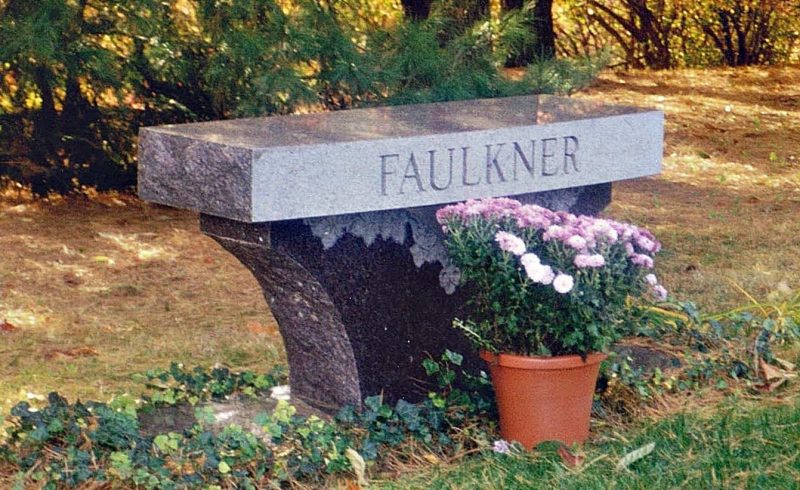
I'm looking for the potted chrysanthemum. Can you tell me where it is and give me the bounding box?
[436,197,666,448]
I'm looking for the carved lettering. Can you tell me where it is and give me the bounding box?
[400,153,425,194]
[512,141,535,180]
[485,143,507,184]
[380,134,581,194]
[541,137,558,176]
[460,147,480,186]
[380,154,399,196]
[429,150,453,191]
[563,136,579,174]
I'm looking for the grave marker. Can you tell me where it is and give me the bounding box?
[139,95,663,412]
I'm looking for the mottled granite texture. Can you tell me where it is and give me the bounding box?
[199,186,610,412]
[139,95,662,222]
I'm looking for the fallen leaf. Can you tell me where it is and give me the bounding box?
[345,448,368,488]
[774,357,796,371]
[63,273,83,286]
[759,358,784,381]
[423,453,441,465]
[247,321,278,336]
[755,378,787,393]
[557,444,584,468]
[343,480,360,490]
[92,255,115,266]
[44,346,100,360]
[616,442,656,471]
[0,319,17,332]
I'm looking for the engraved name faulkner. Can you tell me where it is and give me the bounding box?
[379,136,580,196]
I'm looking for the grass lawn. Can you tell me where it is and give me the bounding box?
[378,396,800,489]
[1,64,800,487]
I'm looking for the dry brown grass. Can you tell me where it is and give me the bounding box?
[0,192,282,418]
[584,65,800,313]
[1,64,799,422]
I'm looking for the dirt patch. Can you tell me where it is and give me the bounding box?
[611,345,682,374]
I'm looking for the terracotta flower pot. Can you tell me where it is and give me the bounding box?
[480,350,606,449]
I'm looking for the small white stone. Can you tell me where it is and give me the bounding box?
[215,410,236,422]
[270,385,291,401]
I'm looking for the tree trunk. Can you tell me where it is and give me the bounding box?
[400,0,433,20]
[31,66,59,157]
[507,0,556,66]
[532,0,556,59]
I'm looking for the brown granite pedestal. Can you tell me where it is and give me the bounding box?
[199,185,610,413]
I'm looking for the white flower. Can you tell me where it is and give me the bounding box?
[493,439,512,454]
[495,231,527,256]
[645,274,658,286]
[520,253,540,268]
[525,262,554,284]
[553,274,574,294]
[540,267,555,285]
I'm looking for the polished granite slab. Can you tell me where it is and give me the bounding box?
[138,95,663,222]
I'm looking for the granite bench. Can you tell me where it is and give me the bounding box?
[138,95,663,412]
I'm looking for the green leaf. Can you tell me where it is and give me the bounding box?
[422,358,440,376]
[218,461,231,474]
[443,350,463,366]
[616,442,656,471]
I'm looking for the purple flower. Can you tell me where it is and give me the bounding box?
[493,439,512,454]
[511,204,559,230]
[495,231,526,256]
[574,253,606,268]
[543,225,564,242]
[553,273,574,294]
[631,254,655,268]
[636,235,657,253]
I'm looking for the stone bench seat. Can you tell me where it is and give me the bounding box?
[138,95,663,412]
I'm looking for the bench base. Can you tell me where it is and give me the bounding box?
[200,184,610,412]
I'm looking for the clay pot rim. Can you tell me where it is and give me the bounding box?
[480,350,607,370]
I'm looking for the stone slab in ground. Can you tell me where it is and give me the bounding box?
[138,390,325,441]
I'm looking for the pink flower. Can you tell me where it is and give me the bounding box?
[553,274,574,294]
[513,205,555,230]
[521,254,555,284]
[652,284,668,301]
[574,254,605,268]
[566,235,588,250]
[495,231,526,256]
